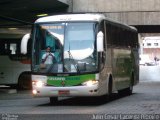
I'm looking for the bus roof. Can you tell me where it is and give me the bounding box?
[35,14,106,23]
[35,13,137,32]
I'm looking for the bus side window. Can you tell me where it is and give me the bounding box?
[10,43,17,55]
[0,42,5,55]
[46,32,55,50]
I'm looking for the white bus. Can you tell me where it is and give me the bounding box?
[23,14,139,103]
[0,34,31,89]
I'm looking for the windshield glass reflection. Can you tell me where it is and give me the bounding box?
[32,22,98,74]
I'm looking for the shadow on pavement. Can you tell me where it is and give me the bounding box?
[38,93,135,106]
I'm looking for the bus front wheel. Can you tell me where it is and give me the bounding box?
[50,97,58,104]
[108,76,113,95]
[105,76,113,101]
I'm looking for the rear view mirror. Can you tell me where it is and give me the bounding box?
[97,31,104,52]
[21,33,30,54]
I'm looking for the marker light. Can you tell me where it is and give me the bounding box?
[37,14,48,17]
[8,28,17,30]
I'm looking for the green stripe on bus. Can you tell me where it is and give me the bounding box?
[47,74,95,86]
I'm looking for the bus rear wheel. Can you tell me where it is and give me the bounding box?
[126,73,134,95]
[119,86,133,95]
[125,86,133,95]
[118,74,134,95]
[50,97,58,104]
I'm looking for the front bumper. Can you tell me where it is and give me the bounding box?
[32,84,99,97]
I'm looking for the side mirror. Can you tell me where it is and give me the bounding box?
[21,33,30,54]
[97,31,104,52]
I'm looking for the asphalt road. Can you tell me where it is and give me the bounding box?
[0,66,160,120]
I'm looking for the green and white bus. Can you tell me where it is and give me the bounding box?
[23,14,139,103]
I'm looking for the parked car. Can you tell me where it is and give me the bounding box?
[145,61,156,66]
[139,54,156,66]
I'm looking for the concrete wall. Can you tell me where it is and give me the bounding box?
[59,0,73,12]
[71,0,160,25]
[72,0,160,12]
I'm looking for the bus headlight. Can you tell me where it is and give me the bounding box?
[32,81,46,88]
[82,80,98,86]
[32,89,38,95]
[32,75,47,87]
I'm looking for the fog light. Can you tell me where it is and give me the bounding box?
[32,89,37,95]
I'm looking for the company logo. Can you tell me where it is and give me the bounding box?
[49,77,65,81]
[61,81,65,87]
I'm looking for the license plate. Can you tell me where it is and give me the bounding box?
[58,90,70,95]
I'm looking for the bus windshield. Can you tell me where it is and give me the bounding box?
[32,22,98,74]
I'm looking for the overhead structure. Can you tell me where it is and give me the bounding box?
[0,0,69,38]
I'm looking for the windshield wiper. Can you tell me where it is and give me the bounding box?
[68,43,80,73]
[67,50,80,73]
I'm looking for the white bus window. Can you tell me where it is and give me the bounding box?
[10,43,17,55]
[5,43,7,49]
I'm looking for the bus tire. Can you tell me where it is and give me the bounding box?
[108,76,113,95]
[50,97,58,104]
[17,72,32,90]
[10,84,17,89]
[118,73,134,95]
[104,76,113,101]
[126,73,134,95]
[123,85,133,95]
